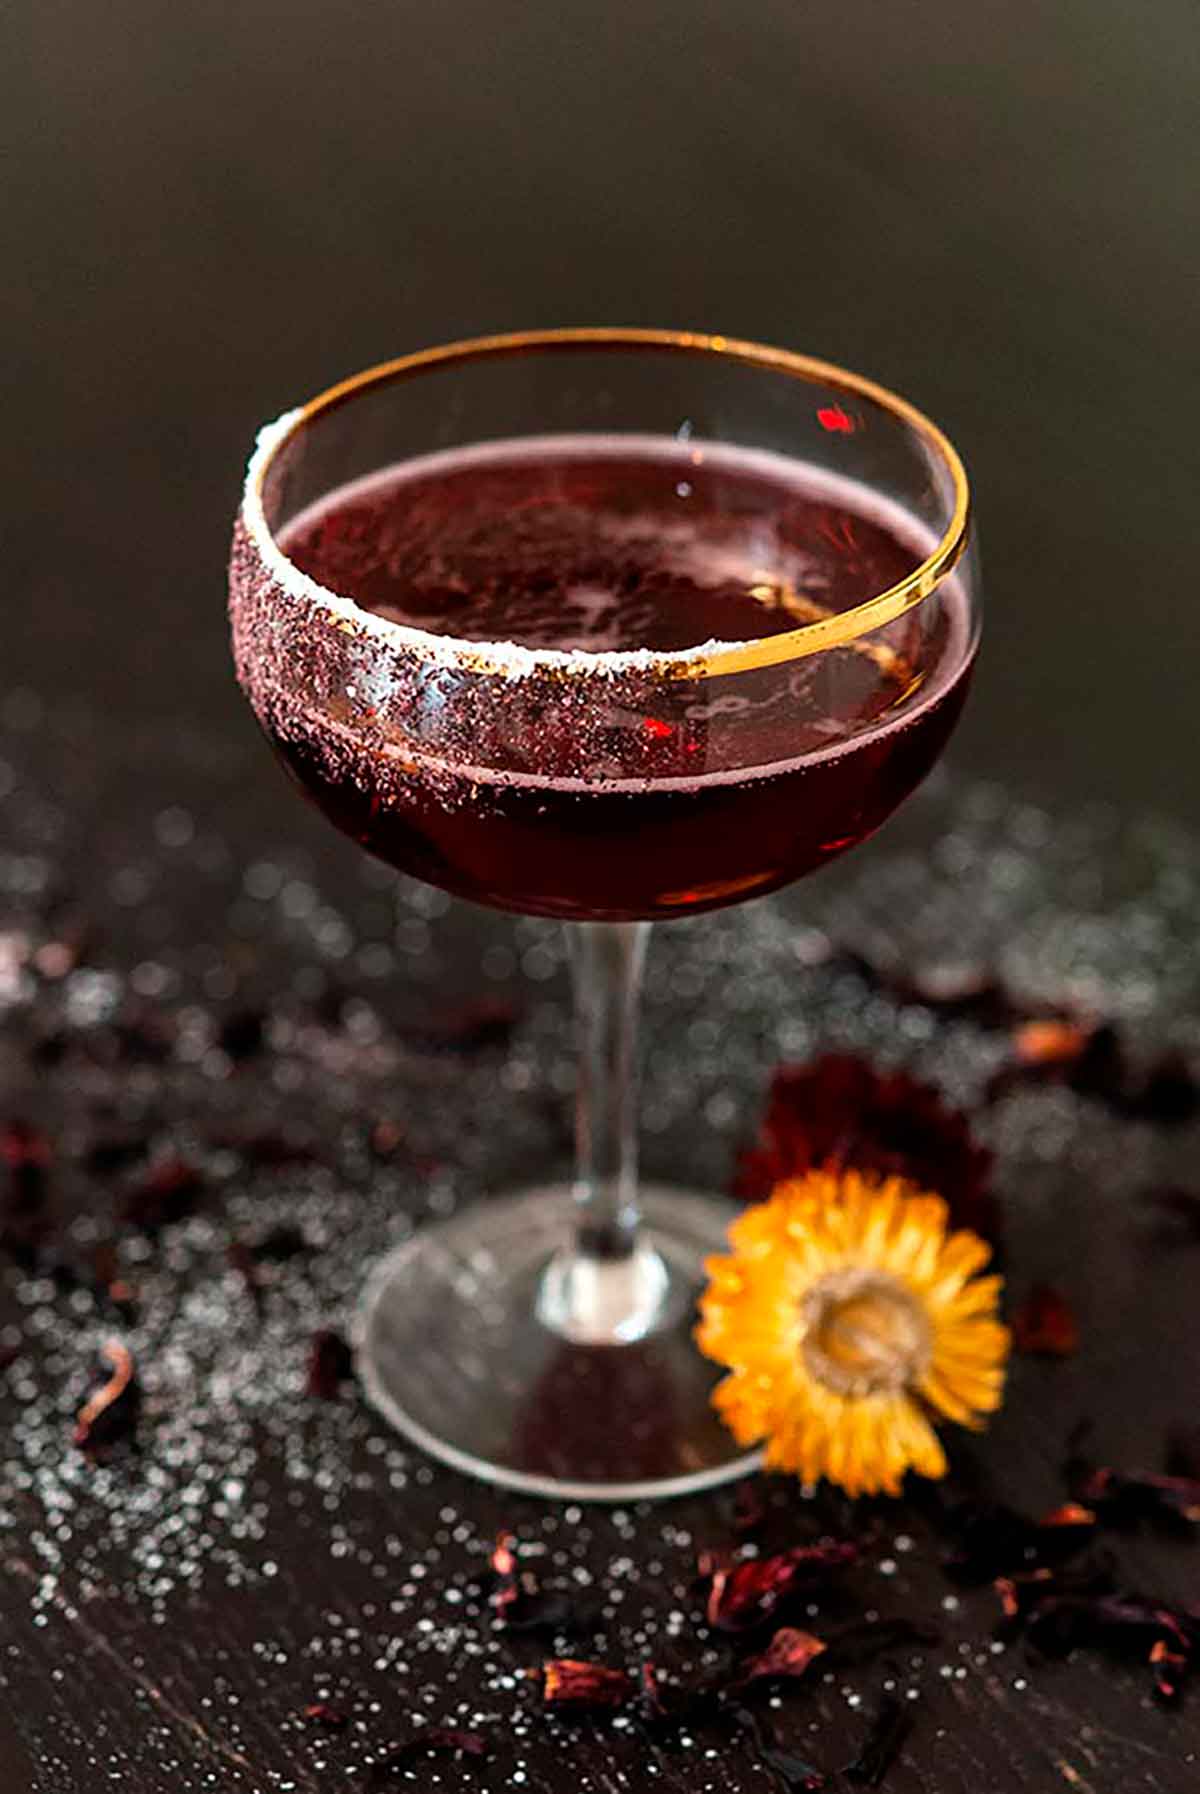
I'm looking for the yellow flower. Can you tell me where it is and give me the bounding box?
[696,1168,1009,1497]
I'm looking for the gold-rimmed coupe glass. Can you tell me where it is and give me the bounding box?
[229,329,978,1499]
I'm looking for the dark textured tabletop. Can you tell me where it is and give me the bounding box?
[4,4,1199,1790]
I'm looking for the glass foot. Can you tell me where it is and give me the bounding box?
[356,1184,761,1500]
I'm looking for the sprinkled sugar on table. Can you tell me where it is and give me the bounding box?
[2,702,1199,1792]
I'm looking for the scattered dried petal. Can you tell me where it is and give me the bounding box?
[302,1702,348,1730]
[1011,1284,1079,1357]
[74,1341,140,1453]
[540,1659,632,1710]
[942,1497,1095,1583]
[1023,1590,1197,1700]
[731,1706,827,1790]
[370,1728,488,1778]
[705,1542,858,1631]
[305,1328,354,1399]
[844,1694,913,1786]
[1073,1464,1200,1530]
[729,1627,826,1690]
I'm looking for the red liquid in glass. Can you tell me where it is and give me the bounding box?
[268,439,973,919]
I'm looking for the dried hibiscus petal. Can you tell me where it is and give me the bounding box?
[1072,1464,1200,1529]
[302,1702,349,1730]
[843,1694,913,1786]
[729,1627,826,1690]
[1011,1284,1079,1357]
[371,1728,488,1778]
[941,1496,1094,1583]
[731,1706,826,1791]
[1150,1636,1190,1701]
[305,1328,354,1399]
[540,1659,632,1709]
[705,1541,857,1631]
[735,1055,996,1241]
[74,1340,140,1453]
[1025,1591,1196,1701]
[487,1531,587,1634]
[993,1559,1115,1631]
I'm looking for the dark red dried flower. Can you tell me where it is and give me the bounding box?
[1011,1284,1079,1357]
[305,1328,354,1399]
[844,1694,913,1786]
[540,1659,632,1710]
[729,1627,827,1690]
[735,1055,997,1241]
[705,1541,858,1632]
[74,1340,140,1454]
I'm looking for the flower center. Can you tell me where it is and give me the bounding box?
[801,1267,932,1398]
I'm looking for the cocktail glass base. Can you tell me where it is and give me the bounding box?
[356,1184,761,1501]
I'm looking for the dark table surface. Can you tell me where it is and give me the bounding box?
[3,4,1200,1790]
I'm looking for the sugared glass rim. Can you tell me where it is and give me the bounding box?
[243,327,970,682]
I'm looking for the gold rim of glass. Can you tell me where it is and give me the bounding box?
[246,327,970,681]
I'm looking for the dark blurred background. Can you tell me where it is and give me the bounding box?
[5,1,1197,819]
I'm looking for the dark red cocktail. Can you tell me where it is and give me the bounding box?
[235,436,972,920]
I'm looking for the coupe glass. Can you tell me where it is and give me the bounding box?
[229,329,977,1498]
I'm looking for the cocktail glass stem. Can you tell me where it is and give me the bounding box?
[536,920,671,1344]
